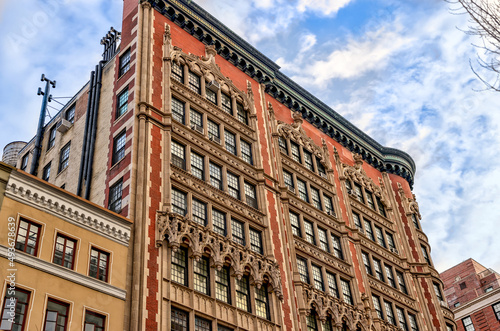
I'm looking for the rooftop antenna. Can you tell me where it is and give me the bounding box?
[30,74,56,175]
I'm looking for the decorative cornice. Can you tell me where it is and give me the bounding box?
[156,211,284,301]
[4,172,131,245]
[147,0,416,188]
[0,246,127,300]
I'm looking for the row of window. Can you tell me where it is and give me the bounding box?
[171,63,249,126]
[372,294,419,331]
[345,180,386,218]
[352,212,398,253]
[361,251,407,295]
[0,290,106,331]
[278,137,327,178]
[33,142,71,182]
[171,308,237,331]
[15,218,111,282]
[171,248,271,320]
[296,257,353,305]
[289,211,343,260]
[461,302,500,331]
[283,170,336,216]
[171,188,263,254]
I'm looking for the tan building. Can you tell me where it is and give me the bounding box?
[0,162,131,330]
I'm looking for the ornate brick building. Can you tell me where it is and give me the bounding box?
[441,259,500,331]
[3,0,456,330]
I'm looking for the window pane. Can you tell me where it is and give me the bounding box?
[289,212,301,236]
[310,187,321,210]
[119,49,131,76]
[236,103,248,125]
[283,171,294,191]
[206,87,217,104]
[53,234,76,269]
[244,182,257,208]
[384,301,395,325]
[215,267,230,303]
[117,89,129,117]
[171,140,186,170]
[224,130,236,155]
[15,219,41,256]
[231,219,245,246]
[362,252,372,275]
[353,183,364,203]
[291,142,301,163]
[372,295,383,319]
[171,309,188,331]
[171,62,183,82]
[221,93,232,114]
[194,257,209,294]
[208,120,220,142]
[397,307,408,331]
[192,199,207,226]
[397,271,408,294]
[113,131,126,165]
[171,248,187,285]
[190,109,203,130]
[318,228,329,252]
[304,220,315,245]
[195,316,211,331]
[385,265,396,288]
[366,190,375,209]
[240,140,253,165]
[312,265,324,291]
[1,288,30,331]
[84,311,106,331]
[304,151,314,171]
[326,272,338,298]
[227,172,240,199]
[108,179,123,213]
[189,71,201,94]
[373,259,384,281]
[249,228,263,254]
[212,209,226,236]
[331,235,343,260]
[278,137,288,154]
[375,226,386,248]
[352,212,362,230]
[172,98,185,124]
[171,188,187,216]
[324,196,335,216]
[43,162,50,181]
[255,286,269,320]
[209,163,222,189]
[297,258,309,283]
[364,220,374,241]
[89,248,109,282]
[297,179,308,202]
[235,277,250,312]
[340,279,353,305]
[191,152,204,180]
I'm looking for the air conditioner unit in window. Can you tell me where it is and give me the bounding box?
[191,124,203,134]
[57,119,73,133]
[207,80,220,92]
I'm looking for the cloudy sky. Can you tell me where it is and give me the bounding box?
[1,0,499,273]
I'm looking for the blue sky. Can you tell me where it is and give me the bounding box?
[1,0,499,273]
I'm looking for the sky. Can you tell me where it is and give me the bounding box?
[0,0,499,273]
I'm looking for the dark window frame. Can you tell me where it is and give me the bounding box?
[15,218,42,256]
[89,247,110,282]
[108,179,123,213]
[53,233,77,270]
[119,48,131,76]
[112,130,127,165]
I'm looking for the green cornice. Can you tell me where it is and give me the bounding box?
[151,0,416,187]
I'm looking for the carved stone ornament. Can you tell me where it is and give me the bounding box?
[169,44,251,111]
[303,285,372,330]
[342,154,388,204]
[397,182,421,218]
[276,111,331,169]
[156,211,284,301]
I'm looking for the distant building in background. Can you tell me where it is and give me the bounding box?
[441,259,500,331]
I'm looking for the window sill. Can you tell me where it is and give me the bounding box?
[56,166,68,178]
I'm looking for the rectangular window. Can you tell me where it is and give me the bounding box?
[397,307,408,331]
[119,49,131,76]
[65,105,75,124]
[386,232,396,251]
[195,316,211,331]
[117,88,129,118]
[278,137,288,154]
[289,212,301,236]
[20,153,29,171]
[171,62,184,83]
[212,209,226,236]
[372,295,383,319]
[317,157,326,177]
[236,102,248,125]
[194,257,210,295]
[384,301,395,325]
[171,308,188,331]
[297,258,309,283]
[208,119,220,143]
[376,196,387,217]
[206,87,217,104]
[255,286,270,320]
[396,271,408,294]
[249,228,263,254]
[421,245,431,265]
[221,93,232,114]
[373,259,384,281]
[58,142,71,173]
[48,126,57,150]
[493,302,500,320]
[297,179,308,202]
[189,71,201,94]
[433,282,444,301]
[364,220,375,241]
[462,317,475,331]
[324,196,335,216]
[42,162,51,181]
[89,247,109,282]
[283,171,294,191]
[312,265,324,291]
[412,214,420,229]
[385,265,396,288]
[303,220,315,245]
[84,310,106,331]
[108,179,123,213]
[375,226,386,248]
[224,130,236,155]
[218,325,233,331]
[409,314,419,331]
[44,299,69,331]
[215,267,230,303]
[310,187,321,210]
[362,252,373,276]
[209,162,222,190]
[53,234,76,269]
[191,152,204,180]
[235,276,250,312]
[331,235,344,260]
[227,172,240,199]
[326,272,339,298]
[192,199,207,226]
[244,182,258,209]
[113,131,127,165]
[15,219,41,256]
[291,142,301,163]
[318,228,329,252]
[190,109,203,132]
[231,219,245,246]
[0,288,30,331]
[240,140,253,165]
[366,190,375,209]
[340,279,353,305]
[171,188,187,216]
[171,247,187,286]
[304,151,314,171]
[172,98,185,124]
[353,183,364,203]
[352,212,362,231]
[306,315,318,331]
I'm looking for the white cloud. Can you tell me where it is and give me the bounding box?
[297,0,353,15]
